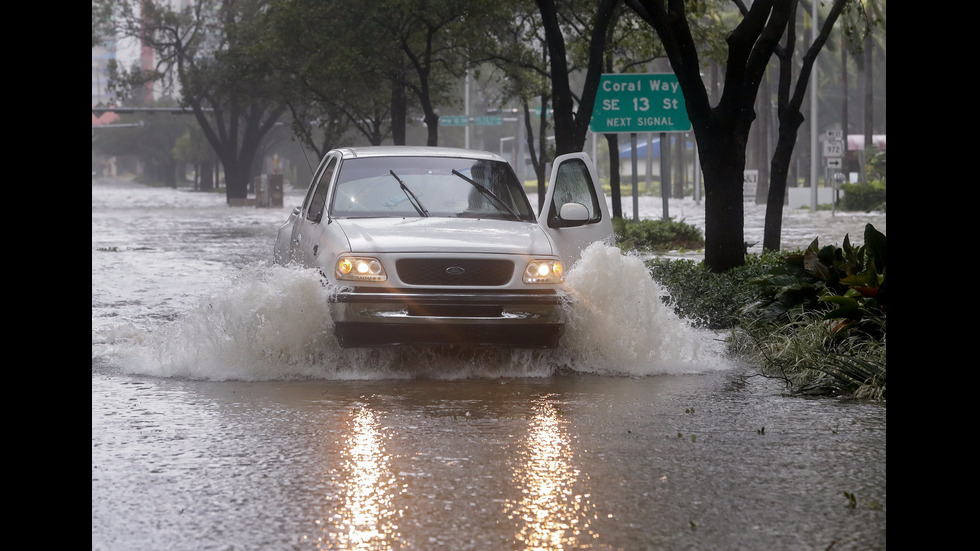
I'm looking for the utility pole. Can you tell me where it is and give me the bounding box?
[810,0,818,211]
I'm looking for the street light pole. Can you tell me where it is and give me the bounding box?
[810,0,818,211]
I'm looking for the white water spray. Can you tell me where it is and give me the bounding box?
[101,245,731,380]
[555,243,729,374]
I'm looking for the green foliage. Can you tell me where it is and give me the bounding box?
[648,225,886,399]
[866,149,886,181]
[732,224,886,398]
[646,252,784,329]
[172,127,213,166]
[840,180,886,212]
[93,96,192,186]
[728,310,886,399]
[840,148,885,212]
[613,217,705,253]
[742,224,886,339]
[816,355,886,400]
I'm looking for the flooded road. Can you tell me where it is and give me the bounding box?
[92,176,885,550]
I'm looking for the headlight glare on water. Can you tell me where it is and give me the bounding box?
[336,256,387,281]
[523,259,563,284]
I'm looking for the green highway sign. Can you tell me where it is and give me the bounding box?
[440,115,505,126]
[474,116,502,126]
[590,73,691,133]
[440,115,470,126]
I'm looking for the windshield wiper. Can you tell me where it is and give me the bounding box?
[451,169,521,221]
[389,170,429,217]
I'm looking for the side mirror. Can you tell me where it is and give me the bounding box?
[556,202,590,227]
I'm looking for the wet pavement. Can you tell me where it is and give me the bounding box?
[92,176,885,550]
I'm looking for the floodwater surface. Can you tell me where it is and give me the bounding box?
[92,176,885,550]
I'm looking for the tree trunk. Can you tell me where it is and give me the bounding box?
[535,98,550,211]
[521,99,544,212]
[762,111,804,251]
[624,0,797,272]
[701,139,747,271]
[200,159,213,191]
[761,0,847,251]
[189,100,285,204]
[223,153,251,201]
[423,111,439,147]
[536,0,574,155]
[536,0,616,156]
[755,69,772,204]
[710,62,720,104]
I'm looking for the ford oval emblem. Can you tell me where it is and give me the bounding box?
[446,266,466,276]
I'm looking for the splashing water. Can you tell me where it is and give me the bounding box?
[100,263,332,380]
[553,243,730,375]
[98,244,731,381]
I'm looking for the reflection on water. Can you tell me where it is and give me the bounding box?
[316,407,403,550]
[506,397,602,550]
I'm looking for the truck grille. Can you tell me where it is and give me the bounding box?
[395,258,514,286]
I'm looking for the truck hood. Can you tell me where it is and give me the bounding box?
[333,217,555,256]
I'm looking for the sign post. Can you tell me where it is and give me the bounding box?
[591,73,692,221]
[743,170,759,202]
[822,129,844,215]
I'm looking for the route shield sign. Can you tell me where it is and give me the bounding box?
[590,73,691,133]
[822,140,845,157]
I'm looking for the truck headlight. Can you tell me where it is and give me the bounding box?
[336,256,387,281]
[523,259,564,284]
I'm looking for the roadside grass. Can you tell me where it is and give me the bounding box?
[618,220,886,400]
[727,311,886,400]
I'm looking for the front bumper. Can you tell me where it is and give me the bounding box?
[328,289,565,348]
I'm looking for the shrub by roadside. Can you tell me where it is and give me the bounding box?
[839,148,885,212]
[646,253,783,330]
[638,223,886,400]
[612,217,705,253]
[840,180,886,212]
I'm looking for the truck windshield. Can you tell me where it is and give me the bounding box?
[330,156,536,221]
